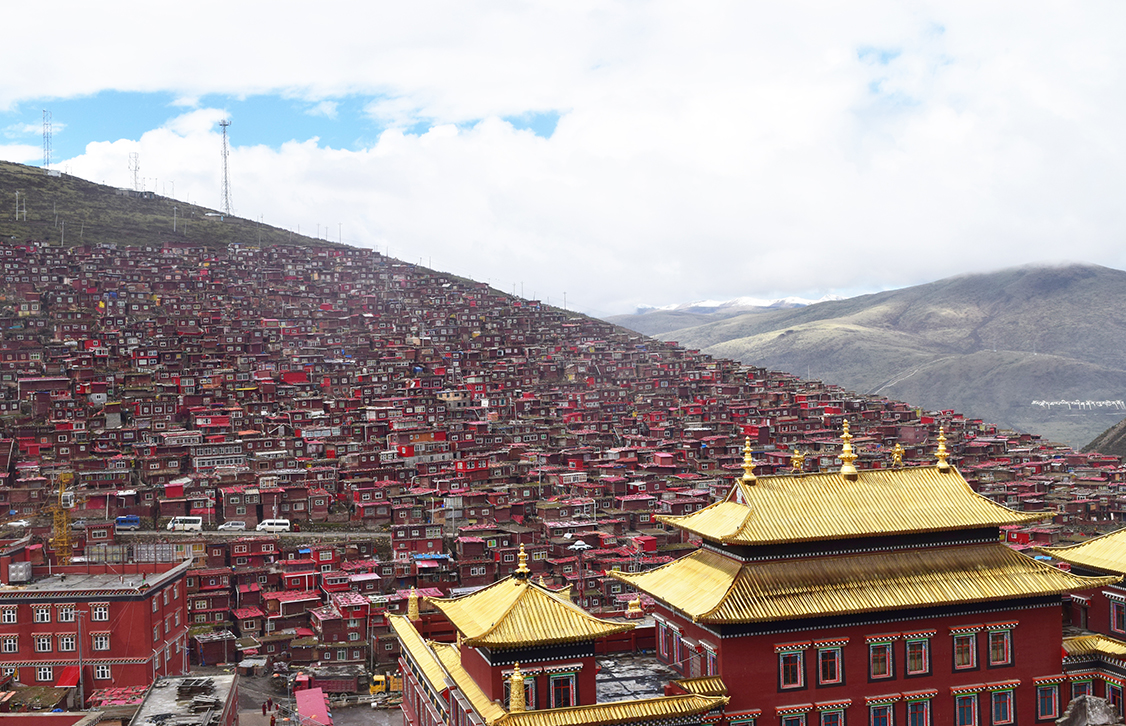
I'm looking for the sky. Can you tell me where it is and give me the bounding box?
[1,3,1125,318]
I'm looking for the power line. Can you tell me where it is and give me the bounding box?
[219,120,232,215]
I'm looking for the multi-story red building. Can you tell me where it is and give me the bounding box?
[0,559,191,703]
[614,435,1116,726]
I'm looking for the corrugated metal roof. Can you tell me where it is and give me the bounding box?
[659,466,1045,545]
[1035,528,1126,575]
[612,543,1118,624]
[429,577,633,648]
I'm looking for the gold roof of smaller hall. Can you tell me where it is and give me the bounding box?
[391,615,727,726]
[1035,527,1126,576]
[427,575,634,648]
[658,463,1046,546]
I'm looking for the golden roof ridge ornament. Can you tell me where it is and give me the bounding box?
[407,586,420,622]
[515,543,531,578]
[790,448,805,474]
[891,443,904,468]
[936,427,951,472]
[509,662,526,713]
[739,436,756,485]
[838,421,858,479]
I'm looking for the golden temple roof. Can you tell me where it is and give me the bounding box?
[1035,527,1126,575]
[659,465,1044,545]
[672,676,728,697]
[1063,634,1126,659]
[611,542,1118,624]
[392,614,726,726]
[428,576,634,648]
[432,643,508,723]
[500,694,727,726]
[389,614,450,694]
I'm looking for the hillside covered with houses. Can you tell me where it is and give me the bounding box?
[0,235,1118,682]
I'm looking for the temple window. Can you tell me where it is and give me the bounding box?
[868,642,893,679]
[778,650,804,689]
[816,647,841,685]
[1072,680,1092,698]
[549,674,575,708]
[870,705,893,726]
[953,634,977,670]
[987,629,1012,666]
[905,638,929,675]
[906,699,930,726]
[819,710,843,726]
[990,690,1014,725]
[955,694,979,726]
[1107,684,1123,714]
[781,716,806,726]
[1112,600,1126,633]
[1035,685,1058,720]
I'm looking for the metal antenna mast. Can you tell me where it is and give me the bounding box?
[128,153,140,191]
[219,120,232,215]
[42,110,51,171]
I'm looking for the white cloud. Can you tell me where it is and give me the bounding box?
[12,3,1126,314]
[0,143,42,164]
[306,101,338,119]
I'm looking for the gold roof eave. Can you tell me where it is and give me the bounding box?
[611,542,1119,624]
[497,694,728,726]
[1063,634,1126,659]
[659,465,1046,546]
[428,576,633,648]
[1034,527,1126,576]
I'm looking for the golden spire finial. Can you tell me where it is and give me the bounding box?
[539,574,546,587]
[838,420,858,478]
[739,436,757,484]
[407,586,420,622]
[515,543,530,577]
[936,427,951,471]
[509,663,526,713]
[891,443,904,467]
[790,448,805,474]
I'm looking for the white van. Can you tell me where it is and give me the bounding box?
[166,516,203,532]
[256,519,291,533]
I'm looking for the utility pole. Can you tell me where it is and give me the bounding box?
[42,110,51,171]
[76,610,86,707]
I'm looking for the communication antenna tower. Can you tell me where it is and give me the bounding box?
[219,119,232,215]
[128,152,141,191]
[42,110,51,171]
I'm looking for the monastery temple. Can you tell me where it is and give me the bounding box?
[393,425,1120,726]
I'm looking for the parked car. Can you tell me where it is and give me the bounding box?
[115,515,141,531]
[217,521,247,531]
[166,516,203,532]
[256,518,291,533]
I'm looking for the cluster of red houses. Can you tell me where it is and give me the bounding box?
[0,236,1120,713]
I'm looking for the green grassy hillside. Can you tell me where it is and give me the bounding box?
[621,264,1126,448]
[0,160,338,250]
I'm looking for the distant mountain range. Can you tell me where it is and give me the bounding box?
[606,264,1126,449]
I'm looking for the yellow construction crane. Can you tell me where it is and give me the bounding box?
[49,472,74,566]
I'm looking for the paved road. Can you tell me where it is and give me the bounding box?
[116,529,389,541]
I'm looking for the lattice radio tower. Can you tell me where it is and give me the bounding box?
[128,152,141,191]
[219,119,232,215]
[42,110,51,171]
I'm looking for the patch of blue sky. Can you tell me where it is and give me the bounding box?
[0,90,390,160]
[502,110,560,139]
[857,46,901,66]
